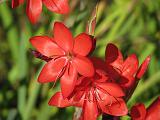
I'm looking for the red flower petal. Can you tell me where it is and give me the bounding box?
[120,75,135,89]
[105,43,123,70]
[105,65,121,81]
[75,76,85,86]
[53,22,73,52]
[26,0,42,24]
[94,70,109,83]
[43,0,70,14]
[48,92,71,107]
[73,33,93,56]
[60,63,77,98]
[72,55,95,77]
[131,103,146,120]
[30,36,65,57]
[82,97,98,120]
[102,98,128,116]
[76,77,91,89]
[72,91,85,107]
[97,88,111,106]
[38,57,66,83]
[12,0,24,8]
[136,55,151,79]
[97,83,125,97]
[91,57,107,72]
[122,54,139,76]
[146,97,160,120]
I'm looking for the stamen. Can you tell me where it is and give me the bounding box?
[94,89,103,101]
[96,85,120,108]
[52,55,66,61]
[97,85,112,97]
[50,61,68,89]
[87,91,91,102]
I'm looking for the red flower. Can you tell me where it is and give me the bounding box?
[105,43,150,91]
[131,103,146,120]
[131,97,160,120]
[12,0,70,24]
[146,97,160,120]
[49,58,128,120]
[30,22,95,98]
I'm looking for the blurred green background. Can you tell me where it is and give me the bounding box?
[0,0,160,120]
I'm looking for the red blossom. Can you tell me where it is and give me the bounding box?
[30,22,95,98]
[131,103,146,120]
[105,43,151,95]
[131,97,160,120]
[12,0,70,24]
[146,97,160,120]
[49,58,128,120]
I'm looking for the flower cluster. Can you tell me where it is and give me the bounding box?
[11,0,160,119]
[49,57,128,119]
[30,22,153,119]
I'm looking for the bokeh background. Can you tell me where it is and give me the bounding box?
[0,0,160,120]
